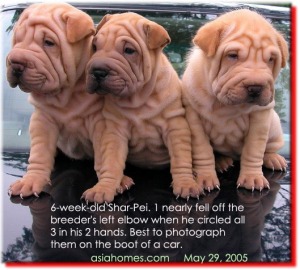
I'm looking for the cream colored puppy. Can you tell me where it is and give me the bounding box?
[84,12,199,203]
[6,3,110,198]
[182,9,288,191]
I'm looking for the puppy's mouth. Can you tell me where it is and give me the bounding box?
[218,83,273,107]
[7,65,47,92]
[6,61,60,95]
[86,68,127,97]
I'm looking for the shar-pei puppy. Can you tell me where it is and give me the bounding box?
[182,9,288,192]
[6,3,109,198]
[84,12,199,203]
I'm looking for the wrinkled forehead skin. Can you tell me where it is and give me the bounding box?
[13,3,74,45]
[96,12,149,44]
[96,12,152,59]
[215,10,286,78]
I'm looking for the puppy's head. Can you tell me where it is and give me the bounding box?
[193,9,288,106]
[6,3,95,95]
[86,12,170,97]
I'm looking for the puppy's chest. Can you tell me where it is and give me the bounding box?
[59,114,87,133]
[53,100,103,159]
[51,97,102,134]
[127,118,169,167]
[202,107,250,152]
[129,117,164,146]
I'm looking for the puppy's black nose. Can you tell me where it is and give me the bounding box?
[92,69,109,81]
[247,85,263,98]
[11,63,25,78]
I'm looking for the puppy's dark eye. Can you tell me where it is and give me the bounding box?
[124,47,136,55]
[269,56,275,63]
[92,43,97,52]
[44,39,55,47]
[227,53,238,60]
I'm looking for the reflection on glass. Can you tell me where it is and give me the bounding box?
[3,153,290,263]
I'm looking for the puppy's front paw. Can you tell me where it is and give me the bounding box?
[82,180,119,204]
[8,174,50,198]
[172,176,200,199]
[237,173,269,191]
[117,175,135,194]
[263,153,287,171]
[215,155,234,173]
[195,171,220,192]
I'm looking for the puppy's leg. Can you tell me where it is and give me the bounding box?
[263,111,287,171]
[237,109,272,190]
[166,102,207,199]
[82,120,128,203]
[184,103,220,193]
[167,119,200,199]
[8,111,58,198]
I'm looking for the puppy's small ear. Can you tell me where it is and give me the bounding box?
[143,22,171,49]
[193,20,224,57]
[96,14,112,33]
[63,11,95,43]
[276,32,289,68]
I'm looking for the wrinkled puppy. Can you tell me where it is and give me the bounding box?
[6,3,111,198]
[84,12,199,203]
[182,9,288,191]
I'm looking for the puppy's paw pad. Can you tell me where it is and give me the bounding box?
[215,156,234,172]
[237,174,269,191]
[263,153,287,171]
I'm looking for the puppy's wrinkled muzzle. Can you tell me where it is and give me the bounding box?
[92,68,109,81]
[244,84,271,105]
[86,64,126,96]
[246,84,263,103]
[246,85,263,99]
[6,58,27,87]
[11,62,25,79]
[86,68,111,94]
